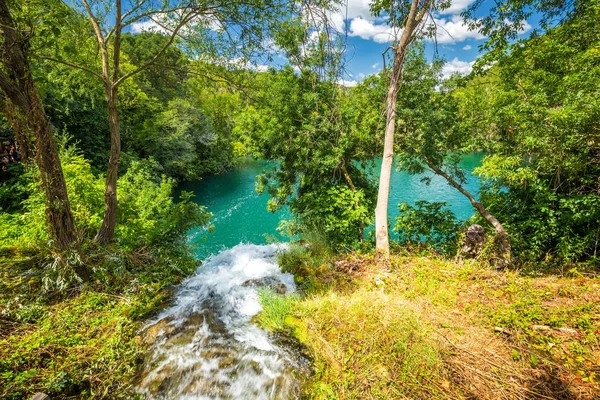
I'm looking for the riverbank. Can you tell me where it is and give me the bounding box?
[0,243,200,400]
[261,248,600,399]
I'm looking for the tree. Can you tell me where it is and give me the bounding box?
[236,68,376,249]
[357,44,510,262]
[50,0,294,244]
[459,0,600,263]
[0,0,77,250]
[372,0,441,256]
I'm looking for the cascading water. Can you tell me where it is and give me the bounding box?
[137,243,306,399]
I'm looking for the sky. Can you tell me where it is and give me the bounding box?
[129,0,540,86]
[297,0,539,86]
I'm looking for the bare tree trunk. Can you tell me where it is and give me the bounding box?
[375,0,427,256]
[423,158,511,262]
[0,0,76,251]
[85,0,121,245]
[94,89,120,244]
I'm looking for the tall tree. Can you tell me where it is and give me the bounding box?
[459,0,600,262]
[394,46,510,263]
[0,0,77,250]
[372,0,438,256]
[51,0,293,244]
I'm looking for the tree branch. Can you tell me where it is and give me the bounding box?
[35,55,102,80]
[112,8,196,88]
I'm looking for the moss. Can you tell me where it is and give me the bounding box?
[0,244,200,399]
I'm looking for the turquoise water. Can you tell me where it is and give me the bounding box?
[177,154,483,260]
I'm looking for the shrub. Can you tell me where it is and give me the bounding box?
[394,200,463,256]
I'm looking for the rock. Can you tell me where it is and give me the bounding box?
[459,224,486,259]
[141,317,176,344]
[242,277,287,295]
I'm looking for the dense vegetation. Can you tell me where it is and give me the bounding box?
[0,0,599,398]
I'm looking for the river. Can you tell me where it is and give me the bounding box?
[138,155,483,399]
[179,154,483,260]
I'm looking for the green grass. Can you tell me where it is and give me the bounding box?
[259,248,600,399]
[257,288,298,332]
[0,244,199,399]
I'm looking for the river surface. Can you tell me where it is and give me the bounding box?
[139,155,483,399]
[178,155,483,260]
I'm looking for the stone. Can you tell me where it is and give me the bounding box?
[242,277,287,295]
[141,317,176,344]
[459,224,486,259]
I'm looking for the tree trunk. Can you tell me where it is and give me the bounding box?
[94,89,120,245]
[0,0,76,251]
[423,158,511,263]
[375,0,424,256]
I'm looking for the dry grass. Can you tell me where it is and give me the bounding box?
[277,251,600,399]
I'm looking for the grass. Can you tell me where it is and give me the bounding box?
[0,243,199,399]
[258,246,600,399]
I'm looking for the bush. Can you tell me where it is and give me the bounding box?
[394,201,463,256]
[285,184,373,251]
[116,158,211,249]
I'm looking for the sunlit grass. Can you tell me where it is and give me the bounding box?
[263,248,600,399]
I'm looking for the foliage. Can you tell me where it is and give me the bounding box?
[394,201,463,255]
[0,261,194,399]
[237,68,376,250]
[0,146,205,399]
[257,288,298,332]
[277,241,332,292]
[461,1,600,263]
[0,140,210,252]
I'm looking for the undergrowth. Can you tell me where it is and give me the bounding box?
[0,243,200,399]
[0,140,208,399]
[258,246,600,399]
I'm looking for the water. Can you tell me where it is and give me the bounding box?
[139,154,483,398]
[138,244,305,399]
[179,154,483,259]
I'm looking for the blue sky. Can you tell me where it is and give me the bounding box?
[129,0,540,84]
[314,0,539,85]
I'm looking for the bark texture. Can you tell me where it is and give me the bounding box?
[375,0,430,255]
[0,0,76,250]
[422,157,511,265]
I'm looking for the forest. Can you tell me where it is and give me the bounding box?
[0,0,599,399]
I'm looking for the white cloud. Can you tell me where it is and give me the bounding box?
[337,78,358,87]
[348,17,398,43]
[438,0,477,15]
[441,57,474,80]
[462,44,472,50]
[372,63,379,69]
[130,14,223,35]
[430,15,485,44]
[131,19,168,34]
[357,72,365,79]
[335,0,375,21]
[345,14,483,45]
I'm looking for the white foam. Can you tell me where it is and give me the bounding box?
[137,243,299,399]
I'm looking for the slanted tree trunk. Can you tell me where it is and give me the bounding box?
[422,157,511,264]
[375,0,429,256]
[0,0,76,251]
